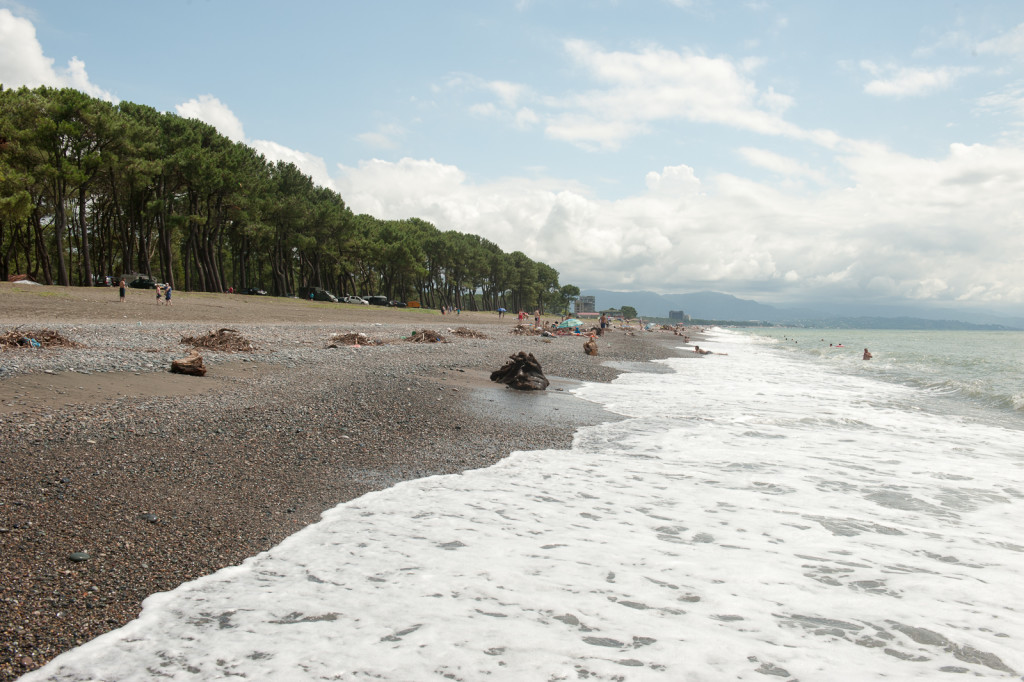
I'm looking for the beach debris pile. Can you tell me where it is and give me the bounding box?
[170,350,207,376]
[490,351,550,391]
[180,328,255,352]
[327,332,382,348]
[508,324,543,336]
[406,329,448,343]
[0,327,80,350]
[448,327,488,339]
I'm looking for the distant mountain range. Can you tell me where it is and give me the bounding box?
[581,289,1024,330]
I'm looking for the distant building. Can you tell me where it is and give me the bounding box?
[575,295,596,314]
[669,310,686,321]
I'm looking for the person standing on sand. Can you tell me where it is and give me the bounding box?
[165,284,172,306]
[118,279,126,303]
[534,309,540,328]
[155,284,163,305]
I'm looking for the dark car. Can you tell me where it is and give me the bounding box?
[363,295,389,306]
[298,286,338,303]
[388,300,408,308]
[127,277,157,289]
[240,287,268,296]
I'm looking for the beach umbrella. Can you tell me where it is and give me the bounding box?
[556,318,584,329]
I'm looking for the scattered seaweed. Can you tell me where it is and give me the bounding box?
[180,328,255,352]
[449,327,488,339]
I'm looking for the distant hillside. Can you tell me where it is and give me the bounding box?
[581,288,1024,330]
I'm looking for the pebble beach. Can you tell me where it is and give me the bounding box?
[0,284,694,680]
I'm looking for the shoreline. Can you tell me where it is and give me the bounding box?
[0,285,700,680]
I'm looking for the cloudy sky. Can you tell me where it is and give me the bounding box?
[3,1,1024,314]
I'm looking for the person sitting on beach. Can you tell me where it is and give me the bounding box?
[863,348,873,360]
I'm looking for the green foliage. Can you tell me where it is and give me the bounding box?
[0,85,575,307]
[620,305,638,320]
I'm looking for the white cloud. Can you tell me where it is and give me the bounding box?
[173,95,337,190]
[175,94,247,142]
[976,23,1024,56]
[738,147,828,185]
[0,8,117,101]
[860,60,971,97]
[329,139,1024,307]
[356,124,406,150]
[545,40,808,148]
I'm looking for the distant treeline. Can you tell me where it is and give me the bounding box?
[0,86,578,312]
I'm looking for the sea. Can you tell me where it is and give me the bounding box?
[22,328,1024,681]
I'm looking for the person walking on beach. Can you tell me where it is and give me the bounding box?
[118,279,126,303]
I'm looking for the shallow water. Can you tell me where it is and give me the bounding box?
[24,330,1024,680]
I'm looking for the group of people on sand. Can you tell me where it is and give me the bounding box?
[116,279,171,305]
[155,283,172,305]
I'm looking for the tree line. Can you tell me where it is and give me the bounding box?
[0,85,580,313]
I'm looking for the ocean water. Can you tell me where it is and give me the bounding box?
[23,329,1024,681]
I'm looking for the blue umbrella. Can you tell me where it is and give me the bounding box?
[556,318,584,329]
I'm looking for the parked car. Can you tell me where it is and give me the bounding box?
[127,277,157,289]
[342,296,368,305]
[388,300,408,308]
[239,287,268,296]
[298,286,338,302]
[363,295,389,306]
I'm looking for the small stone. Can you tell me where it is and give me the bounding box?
[139,513,158,523]
[68,552,90,562]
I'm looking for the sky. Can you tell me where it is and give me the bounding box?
[3,1,1024,315]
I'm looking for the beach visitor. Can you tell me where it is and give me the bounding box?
[155,284,163,304]
[165,284,172,306]
[863,348,873,360]
[534,309,540,328]
[694,345,712,355]
[118,279,126,303]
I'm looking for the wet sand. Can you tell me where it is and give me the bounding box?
[0,284,697,679]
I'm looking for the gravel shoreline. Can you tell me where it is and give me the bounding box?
[1,311,698,680]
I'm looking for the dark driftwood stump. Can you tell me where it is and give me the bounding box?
[490,351,549,390]
[170,351,207,376]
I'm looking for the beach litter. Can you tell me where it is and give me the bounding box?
[490,351,549,390]
[0,327,81,350]
[448,327,488,339]
[407,330,448,343]
[508,324,543,336]
[180,328,255,352]
[327,332,382,348]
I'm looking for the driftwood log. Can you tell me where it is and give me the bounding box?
[583,337,599,355]
[170,350,207,376]
[490,351,549,391]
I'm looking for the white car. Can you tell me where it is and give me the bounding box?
[343,296,368,305]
